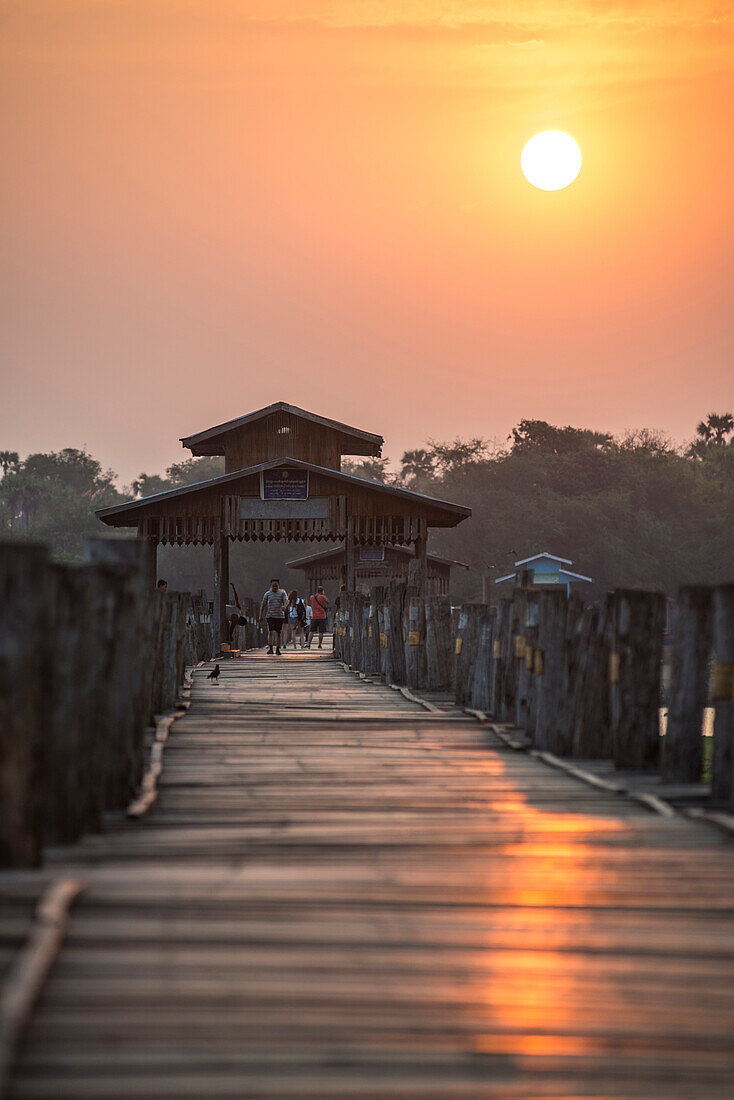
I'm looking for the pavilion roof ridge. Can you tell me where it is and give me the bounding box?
[285,545,470,570]
[180,401,383,451]
[96,455,471,520]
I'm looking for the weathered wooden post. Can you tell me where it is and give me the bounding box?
[404,596,427,690]
[424,596,452,692]
[378,597,391,682]
[102,564,153,807]
[450,607,461,693]
[410,533,428,597]
[500,593,524,722]
[352,592,368,670]
[663,586,713,783]
[342,594,353,666]
[470,606,496,714]
[608,588,667,770]
[84,535,154,587]
[212,529,230,657]
[569,603,612,757]
[489,598,511,720]
[363,593,382,677]
[513,590,531,731]
[553,594,585,756]
[345,517,356,592]
[711,585,734,804]
[533,590,568,751]
[388,583,407,685]
[454,604,481,706]
[45,564,99,843]
[333,607,343,661]
[355,592,369,672]
[0,543,49,866]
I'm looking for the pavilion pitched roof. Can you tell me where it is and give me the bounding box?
[96,456,471,526]
[285,545,469,570]
[180,401,383,456]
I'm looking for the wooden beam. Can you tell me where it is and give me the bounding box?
[212,531,229,656]
[413,534,428,597]
[345,516,355,592]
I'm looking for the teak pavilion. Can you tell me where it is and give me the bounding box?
[285,544,468,596]
[97,402,472,648]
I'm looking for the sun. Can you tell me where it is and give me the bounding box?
[521,131,582,191]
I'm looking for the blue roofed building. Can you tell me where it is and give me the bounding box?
[494,553,592,596]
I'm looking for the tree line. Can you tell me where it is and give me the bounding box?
[1,412,732,598]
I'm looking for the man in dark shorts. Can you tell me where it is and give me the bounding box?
[306,586,330,649]
[259,578,289,655]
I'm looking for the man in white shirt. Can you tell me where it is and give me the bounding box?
[259,578,289,656]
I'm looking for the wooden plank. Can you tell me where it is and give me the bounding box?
[4,648,734,1099]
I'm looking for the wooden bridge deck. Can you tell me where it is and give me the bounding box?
[5,647,734,1098]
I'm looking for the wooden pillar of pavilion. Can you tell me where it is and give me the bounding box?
[413,533,428,597]
[345,516,356,592]
[149,539,158,591]
[213,530,230,656]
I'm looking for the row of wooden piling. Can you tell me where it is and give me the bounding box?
[0,538,213,867]
[229,599,269,653]
[334,582,734,806]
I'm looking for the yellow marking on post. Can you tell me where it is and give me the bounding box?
[493,639,501,659]
[368,625,373,638]
[408,630,421,646]
[711,663,734,702]
[455,637,462,655]
[534,648,544,676]
[379,632,388,648]
[514,634,526,659]
[609,652,620,684]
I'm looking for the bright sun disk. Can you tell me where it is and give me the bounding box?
[521,131,582,191]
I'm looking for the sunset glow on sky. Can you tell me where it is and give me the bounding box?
[2,2,733,480]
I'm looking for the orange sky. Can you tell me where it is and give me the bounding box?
[1,2,733,482]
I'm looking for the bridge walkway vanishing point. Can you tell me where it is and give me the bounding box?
[6,646,734,1099]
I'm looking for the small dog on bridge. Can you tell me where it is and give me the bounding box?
[206,664,221,683]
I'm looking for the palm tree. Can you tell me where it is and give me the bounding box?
[689,412,734,457]
[695,412,734,445]
[0,451,20,476]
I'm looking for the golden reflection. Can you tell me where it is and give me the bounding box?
[471,755,629,1060]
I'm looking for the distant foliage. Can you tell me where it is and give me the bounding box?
[0,448,124,561]
[341,457,392,483]
[417,415,734,602]
[1,417,732,597]
[128,456,225,498]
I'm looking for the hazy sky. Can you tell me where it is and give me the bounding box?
[2,1,732,483]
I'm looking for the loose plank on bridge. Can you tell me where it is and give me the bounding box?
[6,649,734,1099]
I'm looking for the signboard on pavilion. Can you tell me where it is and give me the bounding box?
[359,547,385,562]
[261,468,308,500]
[240,497,329,520]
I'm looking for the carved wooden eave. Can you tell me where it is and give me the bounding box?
[96,457,471,547]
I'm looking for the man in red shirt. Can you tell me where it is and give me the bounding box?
[306,586,330,649]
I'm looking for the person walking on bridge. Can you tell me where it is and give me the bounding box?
[306,586,329,649]
[285,589,307,649]
[259,578,289,656]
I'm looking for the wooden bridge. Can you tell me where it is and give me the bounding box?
[4,645,734,1099]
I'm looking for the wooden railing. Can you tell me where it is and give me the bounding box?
[0,539,213,867]
[333,582,734,807]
